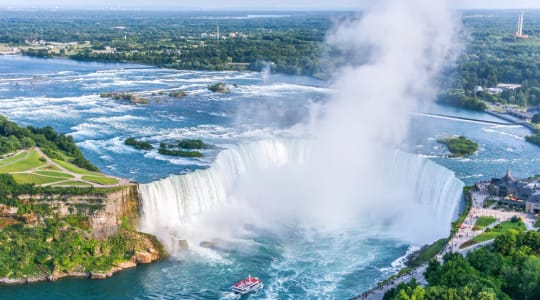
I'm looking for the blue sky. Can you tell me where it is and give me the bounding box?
[1,0,540,10]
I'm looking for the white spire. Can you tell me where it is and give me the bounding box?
[518,11,524,36]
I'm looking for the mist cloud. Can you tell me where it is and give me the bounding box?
[234,0,463,241]
[141,0,463,252]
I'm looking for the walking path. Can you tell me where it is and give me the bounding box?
[350,266,427,300]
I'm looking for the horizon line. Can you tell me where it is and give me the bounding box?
[2,7,540,12]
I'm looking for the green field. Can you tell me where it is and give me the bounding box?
[35,170,74,179]
[82,176,118,185]
[0,150,119,187]
[0,150,46,173]
[12,173,66,185]
[467,220,526,246]
[51,181,92,187]
[53,159,100,176]
[406,238,447,268]
[483,199,497,208]
[475,216,497,228]
[39,165,62,171]
[0,151,27,166]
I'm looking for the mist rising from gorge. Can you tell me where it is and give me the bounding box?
[140,0,464,249]
[233,0,461,236]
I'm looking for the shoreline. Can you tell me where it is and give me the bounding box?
[0,261,137,286]
[483,109,536,131]
[3,52,325,81]
[0,247,161,286]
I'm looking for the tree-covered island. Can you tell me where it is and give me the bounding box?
[438,136,479,157]
[124,138,214,158]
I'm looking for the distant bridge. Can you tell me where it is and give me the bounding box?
[412,112,512,126]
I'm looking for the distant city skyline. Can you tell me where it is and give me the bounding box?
[1,0,540,10]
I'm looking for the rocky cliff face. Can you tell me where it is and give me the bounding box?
[90,184,140,239]
[0,184,166,284]
[12,184,140,239]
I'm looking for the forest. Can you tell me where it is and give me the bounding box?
[2,10,539,91]
[0,11,337,78]
[384,230,540,300]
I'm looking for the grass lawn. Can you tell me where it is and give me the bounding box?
[407,238,448,268]
[475,216,497,228]
[51,181,92,187]
[0,151,27,166]
[35,170,74,178]
[535,219,540,228]
[465,220,526,247]
[53,159,101,176]
[472,232,500,243]
[494,220,527,231]
[12,173,66,185]
[0,150,45,173]
[82,175,118,185]
[38,164,62,171]
[483,199,497,208]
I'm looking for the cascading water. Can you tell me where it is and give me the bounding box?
[139,139,311,250]
[139,139,463,253]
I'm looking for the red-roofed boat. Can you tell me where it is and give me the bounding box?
[231,275,263,295]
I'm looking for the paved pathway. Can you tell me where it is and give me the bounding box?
[352,266,427,300]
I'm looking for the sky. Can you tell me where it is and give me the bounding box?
[2,0,540,10]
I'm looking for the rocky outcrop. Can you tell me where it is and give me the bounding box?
[0,184,166,285]
[15,184,140,239]
[208,82,231,93]
[90,184,140,239]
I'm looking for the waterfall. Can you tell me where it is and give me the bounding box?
[139,139,311,250]
[139,139,464,251]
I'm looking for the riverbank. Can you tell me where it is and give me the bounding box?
[355,181,539,299]
[484,109,536,131]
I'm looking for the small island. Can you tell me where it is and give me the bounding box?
[208,83,231,93]
[168,90,187,98]
[438,136,478,157]
[124,137,154,150]
[99,92,149,104]
[123,138,214,158]
[158,139,214,158]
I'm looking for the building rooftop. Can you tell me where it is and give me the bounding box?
[502,169,516,183]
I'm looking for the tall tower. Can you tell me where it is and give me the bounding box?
[518,11,524,37]
[514,11,528,38]
[216,23,220,40]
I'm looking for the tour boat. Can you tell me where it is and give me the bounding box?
[231,275,263,295]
